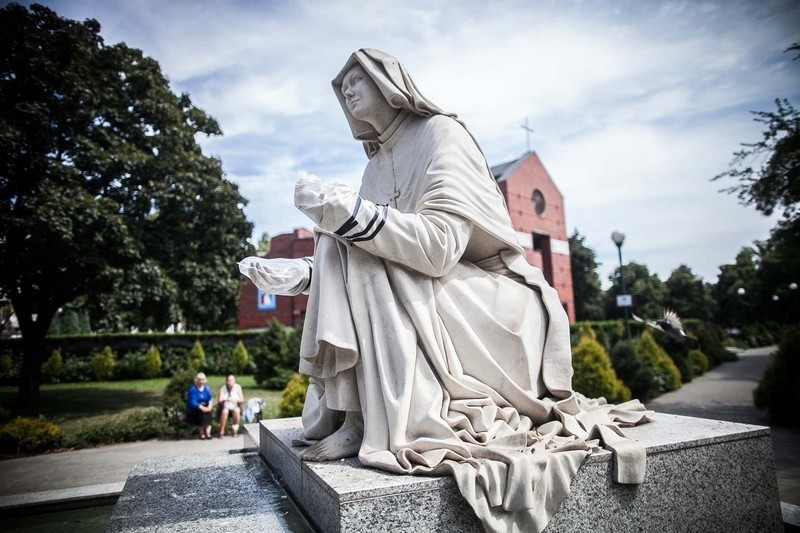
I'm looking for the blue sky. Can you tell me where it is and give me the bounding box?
[22,0,800,286]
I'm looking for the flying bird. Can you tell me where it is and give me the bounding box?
[632,309,700,349]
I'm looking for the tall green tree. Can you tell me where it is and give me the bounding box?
[664,265,715,320]
[713,43,799,325]
[605,262,666,321]
[0,4,252,406]
[713,247,760,327]
[712,94,799,233]
[756,232,800,323]
[569,230,605,320]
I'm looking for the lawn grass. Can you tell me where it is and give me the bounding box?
[0,375,284,444]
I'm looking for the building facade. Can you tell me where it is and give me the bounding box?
[237,228,315,329]
[237,151,575,328]
[492,152,575,322]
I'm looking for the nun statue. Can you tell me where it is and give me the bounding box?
[240,49,651,533]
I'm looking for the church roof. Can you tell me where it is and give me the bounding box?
[490,151,564,198]
[491,152,530,183]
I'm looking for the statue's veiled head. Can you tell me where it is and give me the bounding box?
[332,49,454,155]
[339,64,399,134]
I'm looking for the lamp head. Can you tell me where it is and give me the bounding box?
[611,230,625,246]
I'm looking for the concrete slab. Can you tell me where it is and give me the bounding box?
[0,482,122,515]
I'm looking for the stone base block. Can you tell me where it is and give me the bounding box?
[259,413,783,532]
[107,452,313,532]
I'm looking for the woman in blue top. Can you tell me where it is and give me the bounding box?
[186,372,214,439]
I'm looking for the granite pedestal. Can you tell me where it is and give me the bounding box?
[259,413,783,532]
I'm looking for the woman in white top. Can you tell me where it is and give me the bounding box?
[217,374,244,437]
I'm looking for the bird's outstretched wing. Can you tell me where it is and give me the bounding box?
[658,308,700,349]
[633,309,700,348]
[632,313,659,330]
[662,309,684,332]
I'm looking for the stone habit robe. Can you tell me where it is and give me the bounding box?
[297,49,652,533]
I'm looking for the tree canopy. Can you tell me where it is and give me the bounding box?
[569,230,604,321]
[712,43,799,327]
[605,262,666,321]
[664,265,715,321]
[0,3,252,405]
[713,97,799,224]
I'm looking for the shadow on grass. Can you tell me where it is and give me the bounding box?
[1,386,163,423]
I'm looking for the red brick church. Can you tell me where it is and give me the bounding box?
[237,151,575,329]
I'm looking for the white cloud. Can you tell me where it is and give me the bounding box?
[34,0,800,285]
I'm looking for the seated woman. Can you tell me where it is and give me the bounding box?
[185,372,213,439]
[217,374,244,437]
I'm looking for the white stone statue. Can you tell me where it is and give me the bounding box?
[240,49,652,533]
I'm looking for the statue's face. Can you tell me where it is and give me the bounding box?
[341,64,385,124]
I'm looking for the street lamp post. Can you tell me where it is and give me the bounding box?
[737,287,746,330]
[611,230,631,340]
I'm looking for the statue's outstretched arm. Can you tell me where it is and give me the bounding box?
[238,256,313,295]
[295,174,471,277]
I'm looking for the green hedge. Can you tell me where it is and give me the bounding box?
[64,407,171,447]
[0,327,300,388]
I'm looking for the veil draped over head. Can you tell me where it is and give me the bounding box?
[332,48,458,157]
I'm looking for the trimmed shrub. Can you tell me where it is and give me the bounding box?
[41,349,64,383]
[742,322,782,348]
[140,345,163,379]
[637,331,681,394]
[754,325,800,426]
[164,368,195,411]
[66,408,171,447]
[571,326,631,403]
[91,346,116,381]
[163,368,198,436]
[161,346,190,377]
[188,340,206,371]
[279,373,309,418]
[653,331,693,383]
[231,341,249,376]
[694,326,733,367]
[254,320,301,390]
[688,349,709,376]
[114,351,144,380]
[61,357,92,382]
[0,417,63,453]
[610,340,659,402]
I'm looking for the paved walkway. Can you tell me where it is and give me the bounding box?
[0,431,252,512]
[648,345,800,506]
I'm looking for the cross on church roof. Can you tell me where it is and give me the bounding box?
[521,118,534,153]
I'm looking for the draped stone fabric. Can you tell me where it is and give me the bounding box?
[297,50,652,533]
